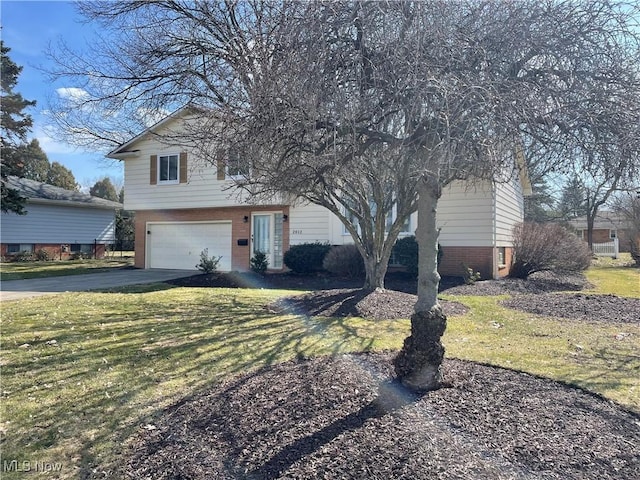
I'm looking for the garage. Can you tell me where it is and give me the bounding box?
[146,222,232,271]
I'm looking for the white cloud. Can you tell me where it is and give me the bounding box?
[33,125,78,155]
[56,87,90,103]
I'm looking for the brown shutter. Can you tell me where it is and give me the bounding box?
[216,153,226,180]
[179,152,188,183]
[150,155,157,185]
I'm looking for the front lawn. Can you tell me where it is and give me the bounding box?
[0,258,134,281]
[1,264,638,478]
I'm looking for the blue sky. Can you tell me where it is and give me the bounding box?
[2,0,123,189]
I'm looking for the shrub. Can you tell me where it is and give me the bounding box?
[461,264,481,284]
[391,236,443,277]
[283,242,332,274]
[323,244,365,278]
[14,251,34,262]
[511,222,592,279]
[250,251,269,274]
[196,249,221,274]
[35,249,52,261]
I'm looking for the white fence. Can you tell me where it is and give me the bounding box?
[592,238,619,258]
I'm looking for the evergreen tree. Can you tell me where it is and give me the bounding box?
[19,139,50,183]
[47,161,78,191]
[1,42,36,213]
[559,176,588,220]
[524,161,558,222]
[89,177,118,201]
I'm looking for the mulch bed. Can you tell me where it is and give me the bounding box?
[128,269,640,479]
[502,293,640,324]
[270,288,469,320]
[123,352,640,480]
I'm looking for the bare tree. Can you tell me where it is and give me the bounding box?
[48,0,640,391]
[562,119,640,250]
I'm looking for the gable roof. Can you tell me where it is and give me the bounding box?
[6,177,122,210]
[106,104,200,159]
[568,211,630,230]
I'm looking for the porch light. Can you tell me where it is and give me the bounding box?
[283,214,288,222]
[243,215,249,223]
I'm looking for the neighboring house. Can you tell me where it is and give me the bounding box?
[569,211,637,254]
[1,177,122,260]
[107,108,532,279]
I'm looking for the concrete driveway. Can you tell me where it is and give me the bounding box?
[0,269,197,301]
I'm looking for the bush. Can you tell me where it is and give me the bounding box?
[323,244,365,278]
[283,242,332,274]
[511,222,592,279]
[196,249,222,274]
[14,251,34,262]
[70,252,91,260]
[250,251,269,274]
[34,249,52,261]
[461,264,481,284]
[391,236,443,277]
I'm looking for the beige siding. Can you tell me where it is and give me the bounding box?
[288,203,332,245]
[122,117,255,211]
[494,175,524,246]
[437,181,494,247]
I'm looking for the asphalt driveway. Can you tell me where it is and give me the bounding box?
[0,269,197,301]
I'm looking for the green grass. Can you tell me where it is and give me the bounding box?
[1,286,407,479]
[0,259,134,281]
[585,253,640,297]
[1,263,638,479]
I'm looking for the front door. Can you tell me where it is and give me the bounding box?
[252,213,284,269]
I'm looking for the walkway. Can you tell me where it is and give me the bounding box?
[0,269,196,301]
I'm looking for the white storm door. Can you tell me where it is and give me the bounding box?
[252,214,272,266]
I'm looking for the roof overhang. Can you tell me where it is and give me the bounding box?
[106,104,202,160]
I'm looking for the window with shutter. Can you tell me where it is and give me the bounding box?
[151,153,187,185]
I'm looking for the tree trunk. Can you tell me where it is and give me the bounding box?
[587,213,595,251]
[363,255,389,291]
[394,178,446,391]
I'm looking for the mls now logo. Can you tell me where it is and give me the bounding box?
[2,460,63,473]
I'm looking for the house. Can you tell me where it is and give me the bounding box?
[107,108,531,279]
[1,177,122,260]
[569,211,638,255]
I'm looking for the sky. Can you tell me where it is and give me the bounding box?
[1,0,123,189]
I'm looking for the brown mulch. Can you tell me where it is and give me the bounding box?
[122,352,640,480]
[118,272,640,479]
[502,293,640,324]
[270,288,469,320]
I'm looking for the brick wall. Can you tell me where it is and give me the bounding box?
[437,246,513,280]
[1,243,107,260]
[134,206,290,270]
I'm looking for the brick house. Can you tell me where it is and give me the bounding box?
[569,212,638,254]
[1,177,122,260]
[107,107,531,279]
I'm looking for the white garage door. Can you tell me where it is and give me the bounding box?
[147,222,232,271]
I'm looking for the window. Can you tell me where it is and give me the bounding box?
[386,206,411,234]
[342,206,361,235]
[497,247,506,266]
[70,244,93,254]
[226,150,250,179]
[7,244,33,254]
[159,154,179,183]
[610,230,617,239]
[342,202,412,236]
